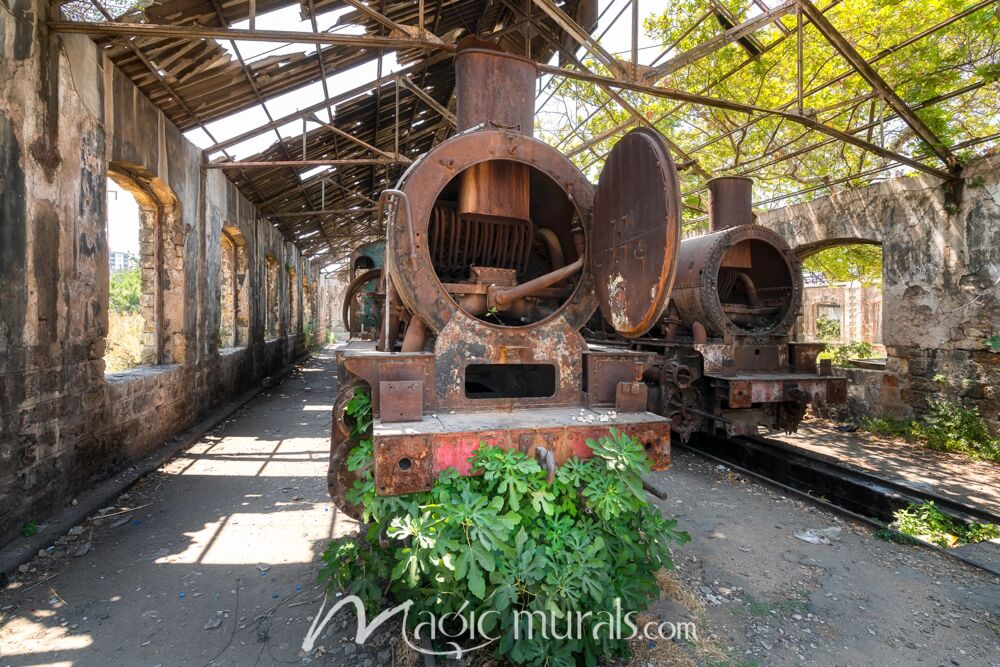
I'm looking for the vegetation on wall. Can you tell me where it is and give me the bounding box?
[320,391,689,666]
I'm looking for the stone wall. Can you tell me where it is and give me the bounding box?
[0,0,321,545]
[758,155,1000,432]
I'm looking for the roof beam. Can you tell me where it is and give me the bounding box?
[203,52,452,155]
[207,159,408,168]
[268,208,378,218]
[529,0,628,79]
[308,113,412,163]
[536,62,956,182]
[644,0,797,83]
[396,75,457,127]
[794,0,957,170]
[48,21,456,51]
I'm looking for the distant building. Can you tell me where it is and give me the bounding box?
[801,279,883,345]
[110,251,132,273]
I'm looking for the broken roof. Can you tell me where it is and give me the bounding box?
[55,0,999,268]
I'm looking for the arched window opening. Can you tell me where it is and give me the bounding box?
[219,226,249,349]
[265,255,280,341]
[800,242,883,364]
[104,174,155,373]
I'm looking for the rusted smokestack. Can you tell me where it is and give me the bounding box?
[454,37,538,136]
[454,38,538,223]
[707,176,754,232]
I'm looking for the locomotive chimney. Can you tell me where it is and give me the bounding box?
[454,38,538,224]
[454,36,538,135]
[707,176,754,232]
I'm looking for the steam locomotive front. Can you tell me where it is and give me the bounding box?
[329,41,684,516]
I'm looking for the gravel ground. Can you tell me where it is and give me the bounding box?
[641,451,1000,667]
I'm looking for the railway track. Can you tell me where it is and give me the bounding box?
[678,432,1000,576]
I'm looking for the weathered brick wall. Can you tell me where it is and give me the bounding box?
[758,156,1000,433]
[0,0,321,545]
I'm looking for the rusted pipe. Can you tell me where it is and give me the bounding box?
[379,189,416,262]
[692,321,707,343]
[534,228,565,270]
[493,257,583,306]
[401,316,427,352]
[732,271,760,308]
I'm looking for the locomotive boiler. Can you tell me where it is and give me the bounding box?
[614,177,846,441]
[329,40,684,517]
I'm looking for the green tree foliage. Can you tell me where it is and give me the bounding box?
[537,0,999,219]
[320,391,690,666]
[803,244,883,285]
[109,265,141,315]
[815,313,841,341]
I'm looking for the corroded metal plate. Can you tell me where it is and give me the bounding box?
[591,127,681,338]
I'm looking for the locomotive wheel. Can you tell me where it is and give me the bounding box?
[664,387,702,443]
[328,383,368,521]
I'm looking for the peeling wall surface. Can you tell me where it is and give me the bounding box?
[0,0,325,544]
[758,155,1000,431]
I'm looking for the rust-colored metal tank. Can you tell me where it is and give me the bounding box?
[669,177,802,338]
[328,43,684,517]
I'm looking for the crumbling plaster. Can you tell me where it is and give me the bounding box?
[0,0,325,544]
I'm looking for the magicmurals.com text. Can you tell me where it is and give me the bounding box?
[303,595,698,658]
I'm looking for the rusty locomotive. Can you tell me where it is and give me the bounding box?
[328,41,685,517]
[590,176,847,441]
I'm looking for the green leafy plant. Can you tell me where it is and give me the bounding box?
[109,264,141,315]
[912,398,1000,463]
[815,314,841,342]
[320,391,689,666]
[861,400,999,464]
[891,501,1000,548]
[860,416,915,440]
[824,341,875,366]
[21,521,38,537]
[986,335,1000,352]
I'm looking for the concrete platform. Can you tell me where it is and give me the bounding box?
[770,418,1000,516]
[1,352,998,666]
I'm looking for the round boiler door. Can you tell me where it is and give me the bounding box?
[591,127,681,338]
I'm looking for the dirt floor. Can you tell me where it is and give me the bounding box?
[643,456,1000,667]
[770,418,1000,516]
[1,352,998,666]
